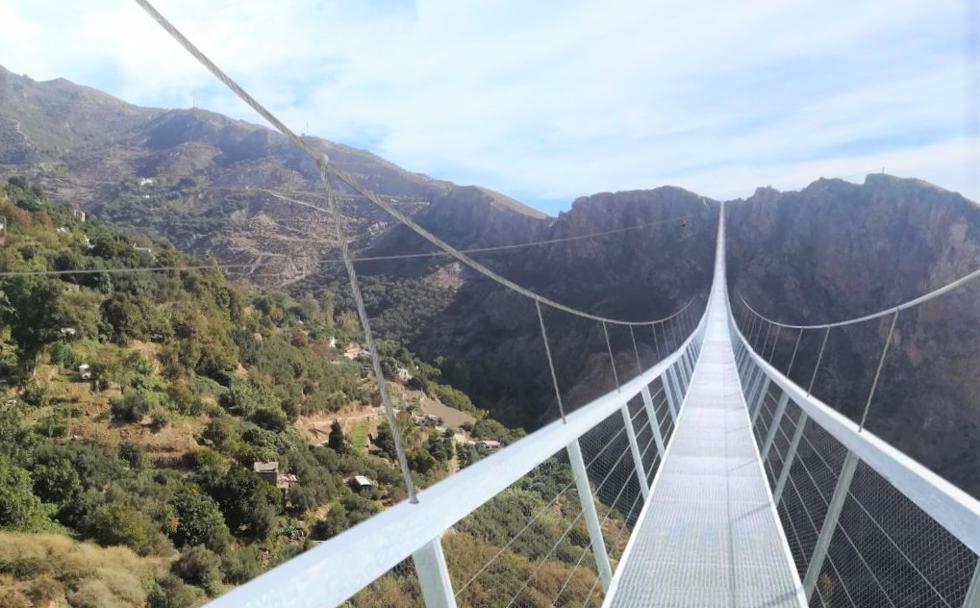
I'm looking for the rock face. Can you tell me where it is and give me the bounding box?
[1,65,977,496]
[372,188,718,429]
[726,175,980,497]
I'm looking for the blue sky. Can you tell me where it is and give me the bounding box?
[1,0,977,214]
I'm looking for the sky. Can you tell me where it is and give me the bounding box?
[0,0,977,214]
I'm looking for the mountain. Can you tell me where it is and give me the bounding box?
[0,64,716,426]
[727,175,980,496]
[0,64,535,283]
[1,65,978,498]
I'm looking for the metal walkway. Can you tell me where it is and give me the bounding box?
[605,221,806,607]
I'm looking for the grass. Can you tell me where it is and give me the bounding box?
[349,420,370,455]
[0,531,168,608]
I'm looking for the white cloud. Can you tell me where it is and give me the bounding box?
[0,0,976,210]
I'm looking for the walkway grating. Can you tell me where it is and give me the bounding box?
[605,235,805,607]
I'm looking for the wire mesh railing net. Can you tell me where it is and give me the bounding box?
[443,448,602,608]
[733,318,980,608]
[579,410,647,565]
[343,559,424,608]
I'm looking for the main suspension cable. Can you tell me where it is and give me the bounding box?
[131,0,701,328]
[738,264,980,329]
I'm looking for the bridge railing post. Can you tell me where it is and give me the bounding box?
[621,404,651,498]
[964,560,980,608]
[773,412,808,504]
[761,391,790,460]
[412,537,458,608]
[742,365,760,401]
[803,450,859,599]
[640,385,666,459]
[749,376,772,425]
[566,438,614,590]
[673,356,688,392]
[670,364,686,404]
[663,368,680,422]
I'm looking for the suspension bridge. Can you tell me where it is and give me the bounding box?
[115,1,980,605]
[197,206,980,608]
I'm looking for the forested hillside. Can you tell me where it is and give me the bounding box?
[0,178,619,608]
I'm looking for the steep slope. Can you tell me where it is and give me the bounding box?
[347,188,718,429]
[1,66,976,497]
[726,175,980,497]
[0,65,536,283]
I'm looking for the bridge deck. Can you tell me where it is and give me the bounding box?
[606,241,804,606]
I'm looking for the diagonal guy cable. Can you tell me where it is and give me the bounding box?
[132,0,697,328]
[131,0,421,501]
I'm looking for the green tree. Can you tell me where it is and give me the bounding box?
[208,465,281,540]
[32,457,81,505]
[373,421,397,460]
[328,420,348,454]
[168,486,230,551]
[118,441,147,470]
[0,276,66,376]
[0,455,50,531]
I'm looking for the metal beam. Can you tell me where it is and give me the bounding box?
[762,392,790,461]
[640,385,666,459]
[666,366,683,419]
[567,438,613,590]
[773,413,808,504]
[803,450,859,599]
[964,560,980,608]
[661,374,679,424]
[621,405,651,498]
[412,538,458,608]
[750,377,772,426]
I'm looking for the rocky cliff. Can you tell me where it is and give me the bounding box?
[726,175,980,497]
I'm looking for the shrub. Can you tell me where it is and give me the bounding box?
[85,503,156,554]
[118,442,147,470]
[248,407,288,433]
[20,381,48,408]
[171,545,223,596]
[148,406,171,430]
[110,393,151,423]
[50,343,79,369]
[220,545,262,584]
[148,574,204,608]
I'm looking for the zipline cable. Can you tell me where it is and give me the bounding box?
[0,214,689,278]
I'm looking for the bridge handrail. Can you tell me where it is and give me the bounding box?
[207,305,710,608]
[728,302,980,555]
[738,265,980,329]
